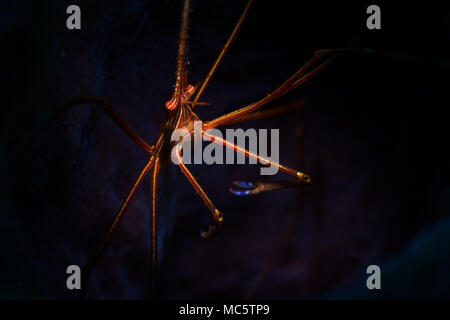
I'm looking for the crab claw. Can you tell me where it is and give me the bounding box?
[229,180,259,196]
[297,172,312,184]
[232,181,255,188]
[229,175,312,196]
[200,222,222,238]
[229,188,253,196]
[229,180,266,196]
[200,209,223,239]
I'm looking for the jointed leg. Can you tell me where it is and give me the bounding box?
[82,156,156,291]
[213,99,305,128]
[202,131,311,196]
[285,55,336,95]
[192,0,255,107]
[205,51,337,129]
[66,97,154,153]
[150,157,161,299]
[202,131,311,183]
[174,143,223,238]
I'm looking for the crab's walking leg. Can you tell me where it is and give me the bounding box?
[203,131,311,183]
[81,156,156,291]
[66,97,154,153]
[284,55,336,95]
[205,51,337,129]
[150,157,161,298]
[174,142,223,238]
[214,100,305,128]
[192,0,255,106]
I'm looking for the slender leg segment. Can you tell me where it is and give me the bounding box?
[81,156,156,292]
[202,131,311,196]
[66,97,154,153]
[173,142,223,238]
[150,157,161,298]
[205,51,337,129]
[192,0,255,107]
[285,55,336,94]
[202,131,311,183]
[213,100,305,128]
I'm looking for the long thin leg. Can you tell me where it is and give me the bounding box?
[81,156,156,293]
[209,45,428,128]
[150,157,161,299]
[213,99,305,128]
[285,56,336,95]
[66,97,154,153]
[206,46,430,129]
[202,131,311,183]
[191,0,255,107]
[173,142,223,238]
[205,51,337,129]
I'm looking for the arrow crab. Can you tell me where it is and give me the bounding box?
[69,0,344,297]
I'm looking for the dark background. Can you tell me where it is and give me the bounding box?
[1,0,449,299]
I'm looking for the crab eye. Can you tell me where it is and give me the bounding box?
[165,97,177,110]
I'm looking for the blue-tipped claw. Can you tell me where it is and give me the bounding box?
[233,181,255,188]
[229,188,252,196]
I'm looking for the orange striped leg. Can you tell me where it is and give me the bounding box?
[150,157,161,299]
[82,156,156,292]
[202,131,311,183]
[213,100,305,128]
[173,142,223,238]
[205,51,337,129]
[192,0,255,107]
[66,97,154,153]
